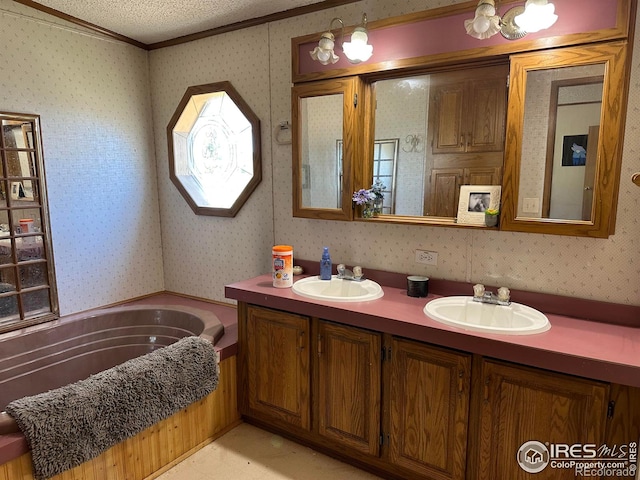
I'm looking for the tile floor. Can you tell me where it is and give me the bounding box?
[156,423,382,480]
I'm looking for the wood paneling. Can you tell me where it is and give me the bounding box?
[0,355,240,480]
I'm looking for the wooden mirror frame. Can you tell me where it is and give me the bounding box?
[500,42,630,238]
[167,81,262,218]
[291,0,634,233]
[292,77,365,221]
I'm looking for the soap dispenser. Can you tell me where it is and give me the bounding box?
[320,247,332,280]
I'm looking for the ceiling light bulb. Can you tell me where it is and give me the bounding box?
[514,0,558,33]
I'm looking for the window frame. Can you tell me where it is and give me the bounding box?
[0,112,59,334]
[167,81,262,217]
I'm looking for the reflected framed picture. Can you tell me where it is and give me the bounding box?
[457,185,501,225]
[562,134,588,166]
[10,182,25,200]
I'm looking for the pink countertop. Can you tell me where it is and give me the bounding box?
[225,273,640,388]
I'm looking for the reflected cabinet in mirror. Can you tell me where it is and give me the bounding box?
[366,65,507,222]
[501,42,629,238]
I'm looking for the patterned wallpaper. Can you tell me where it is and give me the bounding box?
[2,0,639,314]
[374,76,430,216]
[0,0,164,315]
[148,26,275,302]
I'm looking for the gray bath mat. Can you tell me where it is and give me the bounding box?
[6,335,218,480]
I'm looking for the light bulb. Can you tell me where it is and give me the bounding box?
[473,15,492,33]
[514,0,558,33]
[343,27,373,63]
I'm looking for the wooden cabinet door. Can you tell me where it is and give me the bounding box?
[465,75,507,153]
[317,320,381,456]
[475,359,609,480]
[430,82,466,154]
[389,338,471,480]
[429,66,508,155]
[464,166,502,186]
[245,305,311,430]
[426,167,463,217]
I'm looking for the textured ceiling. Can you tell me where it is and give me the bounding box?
[29,0,326,45]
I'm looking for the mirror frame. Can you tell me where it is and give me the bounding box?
[167,81,262,218]
[291,0,634,233]
[292,77,365,221]
[501,41,630,238]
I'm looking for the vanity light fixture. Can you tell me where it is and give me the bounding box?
[342,14,373,63]
[464,0,557,40]
[309,13,373,65]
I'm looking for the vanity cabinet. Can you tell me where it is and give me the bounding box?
[388,338,471,479]
[238,303,626,480]
[428,66,508,155]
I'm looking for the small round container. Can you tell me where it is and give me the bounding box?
[407,275,429,297]
[272,245,293,288]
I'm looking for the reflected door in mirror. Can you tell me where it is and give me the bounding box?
[502,42,629,238]
[519,65,604,221]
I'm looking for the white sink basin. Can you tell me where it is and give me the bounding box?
[292,276,384,302]
[424,296,550,335]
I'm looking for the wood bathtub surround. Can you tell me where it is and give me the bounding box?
[0,356,240,480]
[229,272,640,480]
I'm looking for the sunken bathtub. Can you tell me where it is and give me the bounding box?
[0,304,239,480]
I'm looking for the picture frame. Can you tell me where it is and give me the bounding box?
[561,134,588,166]
[10,182,25,201]
[457,185,501,225]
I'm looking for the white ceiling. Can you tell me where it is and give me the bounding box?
[29,0,326,45]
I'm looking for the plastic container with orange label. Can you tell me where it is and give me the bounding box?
[272,245,293,288]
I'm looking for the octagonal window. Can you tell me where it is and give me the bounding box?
[168,81,261,217]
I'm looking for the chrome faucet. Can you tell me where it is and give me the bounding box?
[336,264,364,281]
[473,284,511,306]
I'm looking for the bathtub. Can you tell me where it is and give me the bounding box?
[0,304,224,437]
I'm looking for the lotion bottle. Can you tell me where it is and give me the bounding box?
[320,247,332,280]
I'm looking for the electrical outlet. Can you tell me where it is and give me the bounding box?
[415,249,438,266]
[523,197,540,214]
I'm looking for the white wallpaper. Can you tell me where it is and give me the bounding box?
[1,0,639,313]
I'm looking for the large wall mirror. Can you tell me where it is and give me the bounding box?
[366,65,507,221]
[501,42,629,237]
